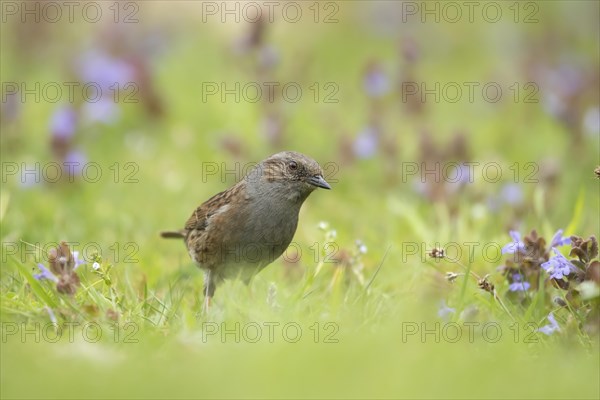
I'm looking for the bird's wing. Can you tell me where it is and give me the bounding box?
[184,189,230,233]
[183,182,250,267]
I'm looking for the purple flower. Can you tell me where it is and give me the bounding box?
[34,263,58,282]
[501,231,526,254]
[353,126,378,159]
[538,312,560,336]
[437,300,455,319]
[487,185,523,211]
[500,183,523,206]
[508,274,530,292]
[71,251,86,270]
[544,64,583,98]
[82,96,121,125]
[50,105,77,140]
[45,306,58,325]
[541,248,576,280]
[446,163,474,193]
[34,250,85,282]
[63,150,87,178]
[258,45,279,70]
[540,64,583,119]
[457,164,474,185]
[550,229,571,248]
[363,63,389,98]
[77,50,134,91]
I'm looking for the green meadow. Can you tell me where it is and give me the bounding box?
[1,2,599,399]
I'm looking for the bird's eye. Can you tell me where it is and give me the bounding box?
[288,161,298,170]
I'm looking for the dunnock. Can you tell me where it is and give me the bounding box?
[161,151,331,307]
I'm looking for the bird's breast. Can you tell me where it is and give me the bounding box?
[243,197,300,246]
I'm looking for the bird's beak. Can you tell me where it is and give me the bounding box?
[307,174,331,190]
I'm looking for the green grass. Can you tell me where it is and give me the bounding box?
[1,1,599,399]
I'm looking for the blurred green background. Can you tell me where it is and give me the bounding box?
[1,1,599,399]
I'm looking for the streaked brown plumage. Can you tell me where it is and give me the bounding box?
[161,151,331,306]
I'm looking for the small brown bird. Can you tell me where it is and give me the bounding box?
[161,151,331,308]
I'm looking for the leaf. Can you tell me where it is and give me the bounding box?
[12,256,58,308]
[586,260,600,284]
[365,245,390,292]
[458,257,474,310]
[0,190,9,223]
[570,247,588,263]
[588,236,598,260]
[565,188,584,236]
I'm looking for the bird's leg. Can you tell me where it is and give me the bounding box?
[202,295,212,314]
[202,270,215,314]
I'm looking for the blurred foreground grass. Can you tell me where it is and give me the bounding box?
[1,1,599,399]
[3,326,599,399]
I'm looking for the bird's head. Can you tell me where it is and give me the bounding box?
[247,151,331,202]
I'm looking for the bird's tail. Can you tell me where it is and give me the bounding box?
[160,230,186,239]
